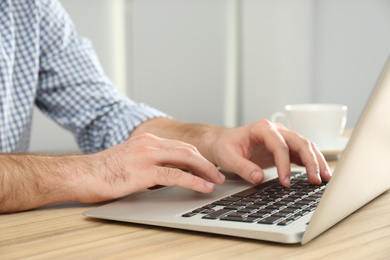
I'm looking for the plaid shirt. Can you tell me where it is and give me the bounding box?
[0,0,167,153]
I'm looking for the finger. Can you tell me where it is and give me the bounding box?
[150,146,225,184]
[131,133,199,153]
[154,167,216,193]
[310,143,332,182]
[278,128,329,185]
[248,122,292,187]
[219,149,266,184]
[130,134,225,184]
[219,122,291,186]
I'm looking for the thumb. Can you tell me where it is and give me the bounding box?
[221,154,265,184]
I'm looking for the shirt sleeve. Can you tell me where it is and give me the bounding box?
[36,0,169,153]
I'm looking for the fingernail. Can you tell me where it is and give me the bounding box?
[316,172,322,183]
[204,181,215,190]
[251,171,262,184]
[219,172,226,182]
[284,176,290,187]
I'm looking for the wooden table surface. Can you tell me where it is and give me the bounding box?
[1,161,390,259]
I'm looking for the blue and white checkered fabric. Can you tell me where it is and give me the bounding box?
[0,0,167,153]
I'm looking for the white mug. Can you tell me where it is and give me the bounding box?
[271,104,348,149]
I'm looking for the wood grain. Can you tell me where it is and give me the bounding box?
[1,189,389,259]
[1,130,389,259]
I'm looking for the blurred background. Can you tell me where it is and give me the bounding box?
[30,0,390,153]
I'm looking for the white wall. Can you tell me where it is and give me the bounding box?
[240,0,314,126]
[29,0,390,153]
[130,0,229,126]
[241,0,390,128]
[313,0,390,127]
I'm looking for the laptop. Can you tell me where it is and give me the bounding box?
[84,57,390,244]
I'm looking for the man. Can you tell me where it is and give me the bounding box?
[0,0,331,213]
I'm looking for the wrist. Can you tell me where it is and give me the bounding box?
[196,126,224,165]
[32,154,92,205]
[65,152,109,203]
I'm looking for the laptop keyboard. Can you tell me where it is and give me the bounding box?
[182,171,327,226]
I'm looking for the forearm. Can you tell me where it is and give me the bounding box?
[130,117,225,164]
[0,153,93,213]
[0,121,226,214]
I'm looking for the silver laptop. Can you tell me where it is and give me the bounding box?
[84,57,390,244]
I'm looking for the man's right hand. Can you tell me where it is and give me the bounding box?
[73,133,226,203]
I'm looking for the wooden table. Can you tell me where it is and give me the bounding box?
[1,159,390,259]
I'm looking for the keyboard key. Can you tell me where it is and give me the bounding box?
[271,211,289,218]
[246,203,262,209]
[233,201,251,206]
[182,212,197,217]
[183,171,327,227]
[258,216,283,225]
[213,200,234,206]
[201,209,215,214]
[278,208,298,215]
[231,181,277,197]
[222,196,242,202]
[253,200,271,207]
[277,219,294,226]
[264,205,280,211]
[192,208,207,213]
[226,212,247,218]
[248,211,269,218]
[231,187,262,198]
[237,208,254,214]
[202,209,233,219]
[220,216,258,223]
[224,205,243,210]
[202,204,216,209]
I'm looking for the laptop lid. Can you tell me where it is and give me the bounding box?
[302,56,390,244]
[84,57,390,244]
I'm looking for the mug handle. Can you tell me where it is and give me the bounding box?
[271,112,286,124]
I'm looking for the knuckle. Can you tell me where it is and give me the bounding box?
[258,119,273,128]
[274,122,286,129]
[309,140,318,149]
[158,167,182,185]
[185,143,199,152]
[250,119,275,134]
[134,133,159,142]
[157,167,200,189]
[171,140,198,153]
[277,143,290,155]
[179,146,198,158]
[238,162,256,177]
[189,175,201,188]
[307,139,316,148]
[297,138,314,153]
[281,142,290,151]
